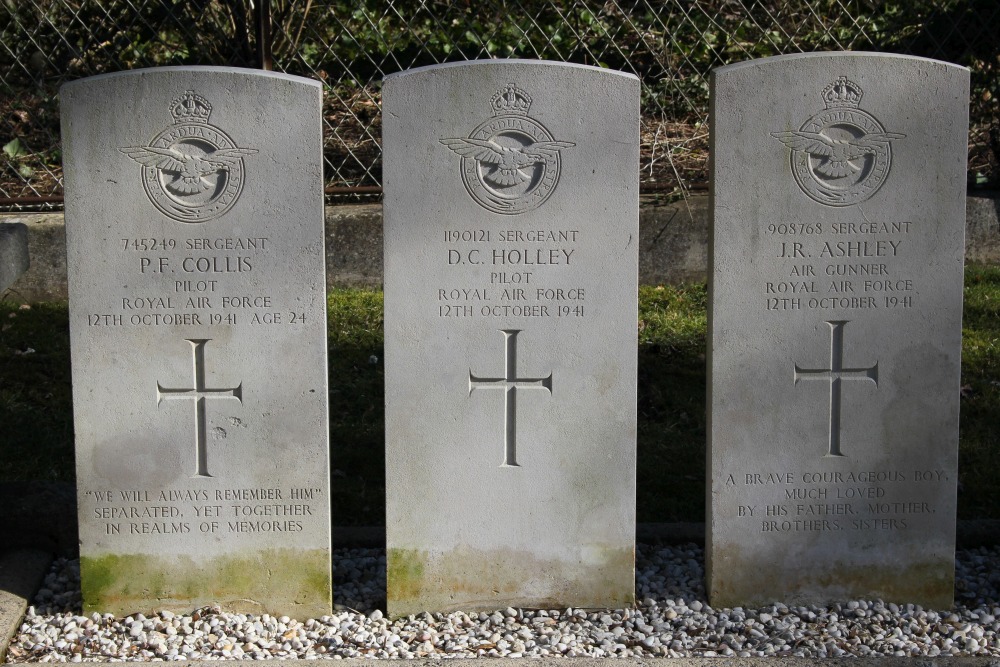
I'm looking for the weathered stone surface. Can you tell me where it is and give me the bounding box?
[383,60,639,616]
[966,191,1000,264]
[0,222,29,293]
[639,195,709,285]
[61,67,331,616]
[324,204,383,288]
[708,53,969,608]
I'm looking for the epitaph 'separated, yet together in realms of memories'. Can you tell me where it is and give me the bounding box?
[62,68,332,616]
[383,61,640,616]
[708,53,970,608]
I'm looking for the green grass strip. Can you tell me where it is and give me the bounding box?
[2,265,999,524]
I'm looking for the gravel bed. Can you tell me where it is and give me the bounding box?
[8,543,1000,661]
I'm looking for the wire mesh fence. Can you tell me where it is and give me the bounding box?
[1,0,998,210]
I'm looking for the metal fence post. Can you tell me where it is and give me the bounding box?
[256,0,273,71]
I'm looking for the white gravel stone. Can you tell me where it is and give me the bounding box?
[6,544,1000,661]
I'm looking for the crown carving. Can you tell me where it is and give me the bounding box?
[822,76,863,109]
[491,83,531,116]
[170,91,212,124]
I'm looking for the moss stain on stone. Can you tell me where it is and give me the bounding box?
[386,548,427,603]
[387,543,633,618]
[79,554,125,607]
[80,549,331,616]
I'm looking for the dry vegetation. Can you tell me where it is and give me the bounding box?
[1,0,996,206]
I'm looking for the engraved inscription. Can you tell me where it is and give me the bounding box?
[82,486,324,536]
[120,91,258,223]
[725,469,948,533]
[441,83,574,215]
[771,76,904,207]
[794,320,878,457]
[439,226,585,319]
[157,339,243,477]
[763,217,916,312]
[469,329,553,467]
[83,235,307,328]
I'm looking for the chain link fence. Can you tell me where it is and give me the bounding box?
[1,0,997,210]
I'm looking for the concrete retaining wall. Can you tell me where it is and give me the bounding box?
[2,192,998,302]
[0,221,29,292]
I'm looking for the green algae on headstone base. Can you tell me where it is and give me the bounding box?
[80,548,331,617]
[386,544,635,618]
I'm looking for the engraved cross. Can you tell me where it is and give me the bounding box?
[157,338,243,478]
[469,329,552,467]
[794,320,878,458]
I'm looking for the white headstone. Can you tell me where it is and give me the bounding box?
[61,67,331,616]
[383,60,639,616]
[708,53,969,608]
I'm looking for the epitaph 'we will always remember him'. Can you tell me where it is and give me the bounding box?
[62,68,332,616]
[383,61,640,617]
[708,53,969,608]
